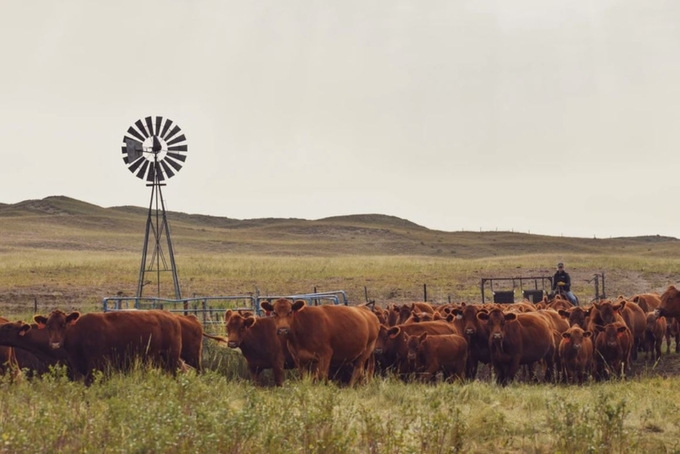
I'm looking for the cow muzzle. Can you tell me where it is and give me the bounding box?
[492,333,503,340]
[407,353,416,361]
[465,328,475,335]
[50,342,61,349]
[277,328,290,336]
[374,348,383,355]
[227,341,238,349]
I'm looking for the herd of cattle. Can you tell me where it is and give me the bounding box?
[2,285,680,386]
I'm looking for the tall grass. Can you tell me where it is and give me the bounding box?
[2,364,680,453]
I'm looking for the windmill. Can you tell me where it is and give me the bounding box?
[121,116,188,299]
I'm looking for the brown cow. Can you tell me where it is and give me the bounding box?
[375,321,459,377]
[404,332,468,382]
[477,309,556,385]
[34,310,182,385]
[450,303,491,379]
[630,293,661,313]
[260,299,379,386]
[667,317,680,354]
[220,310,294,386]
[593,322,632,380]
[175,314,203,372]
[0,321,69,375]
[644,312,667,361]
[592,300,645,360]
[558,326,593,384]
[657,285,680,323]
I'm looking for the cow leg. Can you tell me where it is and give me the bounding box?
[248,364,262,385]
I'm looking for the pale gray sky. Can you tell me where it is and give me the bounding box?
[2,1,679,238]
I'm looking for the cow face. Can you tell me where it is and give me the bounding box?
[593,301,623,325]
[260,299,304,336]
[558,307,591,329]
[34,310,80,349]
[453,303,484,337]
[561,326,591,350]
[405,332,427,362]
[477,309,516,342]
[597,324,628,348]
[658,285,680,318]
[224,310,257,349]
[645,313,659,334]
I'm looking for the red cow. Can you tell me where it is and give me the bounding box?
[477,309,556,385]
[375,321,459,376]
[667,317,680,354]
[220,310,294,386]
[260,299,379,386]
[450,303,491,379]
[592,300,645,359]
[404,332,468,382]
[0,321,69,375]
[34,310,182,385]
[657,285,680,329]
[558,326,593,384]
[593,322,632,380]
[175,314,204,372]
[630,293,661,313]
[644,312,667,361]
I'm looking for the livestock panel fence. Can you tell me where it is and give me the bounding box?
[102,290,349,334]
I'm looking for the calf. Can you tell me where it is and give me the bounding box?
[667,317,680,354]
[592,300,645,359]
[558,326,593,384]
[0,317,19,379]
[404,332,468,382]
[593,322,632,380]
[222,310,293,386]
[558,307,592,329]
[260,299,379,386]
[34,309,182,385]
[0,321,69,375]
[644,312,667,361]
[450,303,491,379]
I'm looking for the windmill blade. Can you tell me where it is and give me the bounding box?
[164,156,183,172]
[166,134,186,146]
[127,156,146,173]
[167,144,188,152]
[155,117,162,137]
[135,119,149,139]
[145,116,155,136]
[165,152,187,163]
[136,160,150,180]
[160,118,173,139]
[163,125,181,142]
[160,160,175,178]
[126,126,146,142]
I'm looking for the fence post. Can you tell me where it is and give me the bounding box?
[423,284,427,302]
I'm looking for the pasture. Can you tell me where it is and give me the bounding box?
[1,196,680,452]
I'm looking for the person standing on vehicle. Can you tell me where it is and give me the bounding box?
[552,262,578,306]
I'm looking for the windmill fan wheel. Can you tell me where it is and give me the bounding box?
[121,116,188,182]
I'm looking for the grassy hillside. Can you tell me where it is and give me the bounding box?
[1,196,679,313]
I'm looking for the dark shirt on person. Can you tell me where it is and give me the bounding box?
[552,270,571,292]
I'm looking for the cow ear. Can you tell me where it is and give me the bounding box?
[617,326,628,333]
[593,324,604,333]
[244,317,256,328]
[584,309,591,317]
[557,310,569,318]
[477,312,489,321]
[292,300,306,312]
[461,302,467,308]
[418,332,427,342]
[225,310,233,320]
[387,327,401,339]
[433,312,442,321]
[260,301,273,312]
[66,312,81,326]
[561,332,571,339]
[504,313,517,321]
[583,331,592,338]
[593,302,601,310]
[33,315,47,329]
[412,313,421,322]
[19,323,31,336]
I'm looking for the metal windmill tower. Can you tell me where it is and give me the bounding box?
[121,116,188,299]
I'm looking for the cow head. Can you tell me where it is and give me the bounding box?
[658,285,680,319]
[477,309,516,342]
[595,323,628,348]
[645,312,660,334]
[452,303,485,338]
[561,326,591,350]
[34,310,80,349]
[259,298,304,336]
[405,332,427,362]
[0,321,31,342]
[224,310,257,349]
[592,300,624,325]
[558,307,591,329]
[398,304,414,325]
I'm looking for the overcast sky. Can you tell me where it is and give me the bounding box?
[1,1,679,238]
